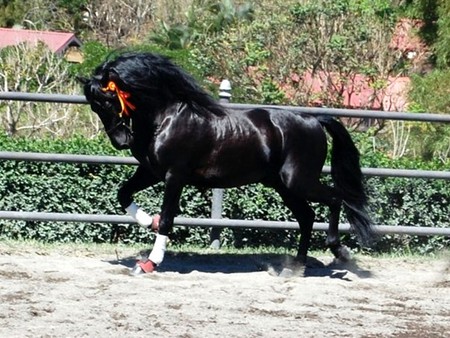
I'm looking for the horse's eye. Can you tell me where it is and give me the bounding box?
[104,101,113,110]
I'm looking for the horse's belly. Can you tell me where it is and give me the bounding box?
[191,165,268,188]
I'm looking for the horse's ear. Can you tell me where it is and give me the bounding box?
[76,76,89,85]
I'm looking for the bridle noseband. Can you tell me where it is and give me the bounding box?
[104,117,133,136]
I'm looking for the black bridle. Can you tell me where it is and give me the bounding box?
[104,117,133,136]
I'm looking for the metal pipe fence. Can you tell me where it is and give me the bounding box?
[2,91,450,122]
[1,91,450,237]
[1,150,449,237]
[0,210,449,236]
[3,150,449,179]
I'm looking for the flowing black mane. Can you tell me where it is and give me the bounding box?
[93,52,226,117]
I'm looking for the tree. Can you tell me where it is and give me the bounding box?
[0,43,96,137]
[288,0,398,107]
[435,0,450,68]
[0,0,87,31]
[149,0,254,50]
[191,0,399,108]
[0,0,24,27]
[404,0,450,160]
[82,0,154,47]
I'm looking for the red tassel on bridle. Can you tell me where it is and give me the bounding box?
[101,81,136,117]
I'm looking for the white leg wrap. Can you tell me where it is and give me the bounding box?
[149,234,168,265]
[125,202,153,228]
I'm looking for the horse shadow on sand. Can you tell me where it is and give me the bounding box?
[106,250,373,280]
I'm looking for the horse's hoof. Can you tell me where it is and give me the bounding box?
[151,214,160,232]
[279,263,306,278]
[278,257,306,278]
[336,245,352,263]
[130,259,156,275]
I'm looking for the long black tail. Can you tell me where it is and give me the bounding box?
[317,115,376,246]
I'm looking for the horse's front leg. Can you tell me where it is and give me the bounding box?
[118,165,160,230]
[146,173,184,270]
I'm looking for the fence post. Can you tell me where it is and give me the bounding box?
[209,79,232,249]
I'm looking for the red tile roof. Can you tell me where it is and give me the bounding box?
[0,28,81,54]
[282,71,410,111]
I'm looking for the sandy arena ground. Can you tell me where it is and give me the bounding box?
[0,242,449,338]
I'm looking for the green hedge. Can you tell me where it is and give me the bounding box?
[0,133,449,254]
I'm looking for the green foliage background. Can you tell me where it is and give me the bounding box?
[0,133,448,254]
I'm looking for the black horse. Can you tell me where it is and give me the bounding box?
[80,52,375,273]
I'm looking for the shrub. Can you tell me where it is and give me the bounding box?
[0,133,448,254]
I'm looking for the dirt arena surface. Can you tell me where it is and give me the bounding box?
[0,242,449,338]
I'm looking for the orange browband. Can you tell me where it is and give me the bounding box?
[101,81,136,117]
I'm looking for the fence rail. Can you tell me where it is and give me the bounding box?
[1,91,450,237]
[1,211,449,237]
[2,91,450,122]
[1,150,450,180]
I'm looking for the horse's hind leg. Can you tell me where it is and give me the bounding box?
[304,183,351,262]
[325,198,351,262]
[274,186,315,265]
[277,173,350,262]
[293,201,315,264]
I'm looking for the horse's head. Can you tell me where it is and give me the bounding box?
[79,64,134,150]
[81,52,226,150]
[83,51,225,117]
